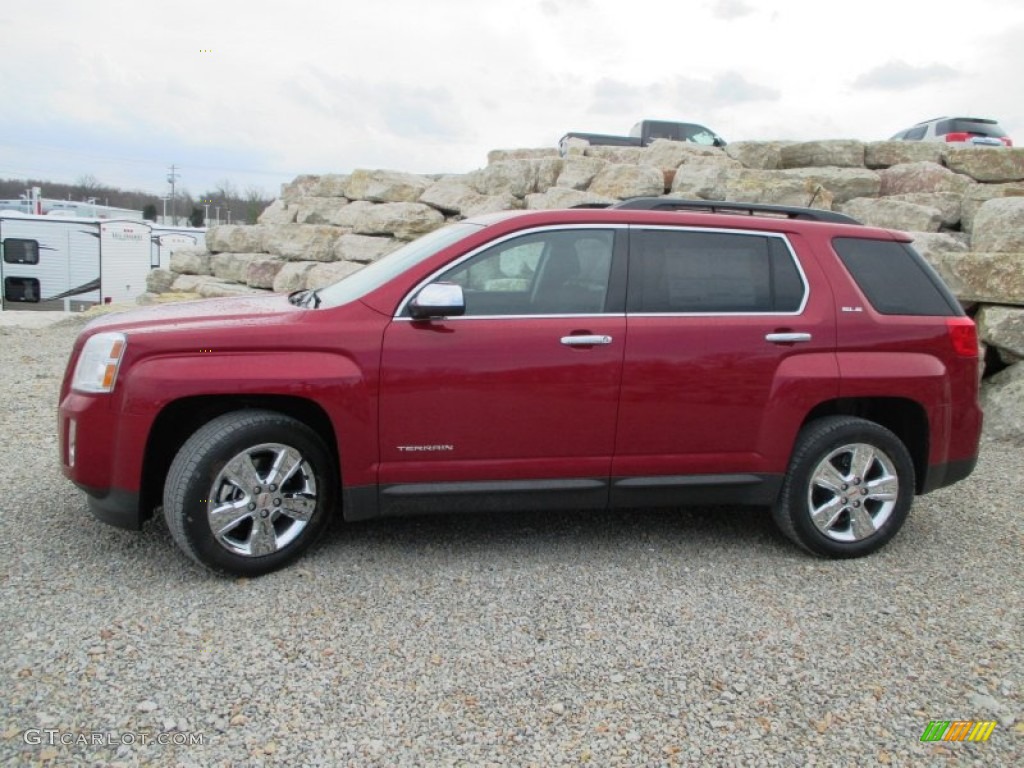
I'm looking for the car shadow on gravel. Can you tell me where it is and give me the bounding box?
[315,504,791,561]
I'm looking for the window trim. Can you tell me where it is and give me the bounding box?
[625,225,810,317]
[393,224,629,320]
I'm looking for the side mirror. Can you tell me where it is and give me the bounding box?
[409,282,466,319]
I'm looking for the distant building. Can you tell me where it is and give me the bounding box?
[0,187,142,220]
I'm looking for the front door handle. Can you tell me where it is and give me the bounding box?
[765,332,812,343]
[561,335,613,346]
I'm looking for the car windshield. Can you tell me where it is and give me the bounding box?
[314,222,482,309]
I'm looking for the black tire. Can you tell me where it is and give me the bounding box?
[163,410,336,576]
[773,416,915,558]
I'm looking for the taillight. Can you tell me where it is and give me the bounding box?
[943,132,1012,146]
[947,318,978,357]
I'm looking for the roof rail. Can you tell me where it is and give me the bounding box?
[609,197,861,224]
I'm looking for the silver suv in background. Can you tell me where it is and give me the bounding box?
[891,116,1013,147]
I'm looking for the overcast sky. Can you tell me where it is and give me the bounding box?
[3,0,1022,200]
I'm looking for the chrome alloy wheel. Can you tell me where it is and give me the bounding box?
[206,442,318,557]
[806,442,899,543]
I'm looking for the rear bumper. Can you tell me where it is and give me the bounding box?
[920,456,978,494]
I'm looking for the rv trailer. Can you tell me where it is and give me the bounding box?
[0,212,154,311]
[149,225,206,271]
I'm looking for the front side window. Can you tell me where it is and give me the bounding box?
[427,229,616,316]
[3,239,40,265]
[629,229,805,313]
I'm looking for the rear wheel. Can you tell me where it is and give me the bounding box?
[163,410,336,575]
[773,416,915,558]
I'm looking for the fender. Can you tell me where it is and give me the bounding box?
[110,350,374,494]
[837,352,948,404]
[837,351,950,466]
[756,351,841,469]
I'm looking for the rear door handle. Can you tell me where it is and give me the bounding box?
[561,335,613,346]
[765,332,812,344]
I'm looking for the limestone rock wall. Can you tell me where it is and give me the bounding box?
[145,138,1024,441]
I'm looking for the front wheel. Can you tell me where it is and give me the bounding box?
[773,416,915,558]
[163,410,336,575]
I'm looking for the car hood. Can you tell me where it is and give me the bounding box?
[81,294,301,335]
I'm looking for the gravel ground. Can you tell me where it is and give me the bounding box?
[1,315,1021,767]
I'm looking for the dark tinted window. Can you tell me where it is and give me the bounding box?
[3,239,39,265]
[935,118,1005,138]
[630,230,805,313]
[4,277,40,302]
[905,125,927,140]
[833,238,960,316]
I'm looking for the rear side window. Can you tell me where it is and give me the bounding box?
[833,238,961,316]
[629,229,805,313]
[3,239,40,265]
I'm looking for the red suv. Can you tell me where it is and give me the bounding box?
[58,200,982,575]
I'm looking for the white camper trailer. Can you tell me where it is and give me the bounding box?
[0,213,154,311]
[150,225,206,270]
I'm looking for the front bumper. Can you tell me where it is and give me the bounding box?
[60,389,149,530]
[76,484,144,530]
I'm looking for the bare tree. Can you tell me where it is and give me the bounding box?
[244,185,270,224]
[214,178,238,201]
[76,174,103,194]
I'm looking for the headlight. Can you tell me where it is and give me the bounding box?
[72,332,127,393]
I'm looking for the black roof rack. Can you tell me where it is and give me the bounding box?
[609,197,861,224]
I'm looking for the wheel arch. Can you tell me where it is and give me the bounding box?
[140,395,340,520]
[800,397,929,493]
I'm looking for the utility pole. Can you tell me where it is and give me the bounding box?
[167,164,180,226]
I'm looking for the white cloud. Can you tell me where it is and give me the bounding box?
[711,0,754,19]
[853,61,961,91]
[3,0,1023,193]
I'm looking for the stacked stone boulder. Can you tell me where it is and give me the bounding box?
[145,139,1024,441]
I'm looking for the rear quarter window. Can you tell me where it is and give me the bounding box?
[832,237,961,316]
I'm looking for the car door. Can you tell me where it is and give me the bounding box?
[612,226,837,505]
[378,225,628,512]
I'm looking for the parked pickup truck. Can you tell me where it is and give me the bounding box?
[559,119,727,155]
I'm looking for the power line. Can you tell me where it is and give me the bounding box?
[0,141,297,178]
